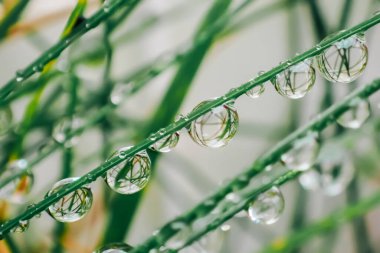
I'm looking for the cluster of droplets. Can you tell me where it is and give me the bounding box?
[243,32,369,100]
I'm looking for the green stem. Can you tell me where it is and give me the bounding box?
[1,13,380,237]
[128,78,380,252]
[0,0,30,41]
[0,0,140,100]
[346,176,374,253]
[102,0,234,244]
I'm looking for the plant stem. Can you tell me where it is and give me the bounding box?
[0,0,30,41]
[0,0,140,101]
[102,0,234,244]
[129,78,380,253]
[1,14,380,237]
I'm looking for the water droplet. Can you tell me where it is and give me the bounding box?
[110,83,132,106]
[299,156,354,196]
[281,133,320,171]
[150,132,180,153]
[46,177,93,223]
[105,147,151,194]
[149,133,158,141]
[188,100,239,148]
[272,59,316,99]
[52,117,82,147]
[248,186,284,225]
[10,220,29,233]
[316,33,368,83]
[246,84,265,99]
[0,107,12,136]
[220,224,231,232]
[93,242,134,253]
[337,98,370,129]
[0,159,33,203]
[165,225,192,250]
[225,192,241,203]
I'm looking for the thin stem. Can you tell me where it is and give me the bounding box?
[1,14,380,236]
[0,0,140,100]
[0,0,30,41]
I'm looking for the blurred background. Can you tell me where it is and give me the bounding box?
[1,0,380,252]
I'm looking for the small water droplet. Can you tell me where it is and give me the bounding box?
[272,60,316,99]
[165,225,192,250]
[281,132,320,171]
[188,100,239,148]
[316,33,368,83]
[11,220,29,233]
[94,242,134,253]
[150,132,180,153]
[220,224,231,231]
[105,147,151,194]
[110,83,132,105]
[46,177,93,223]
[299,156,354,196]
[225,192,241,203]
[248,186,284,225]
[0,159,33,203]
[52,117,82,147]
[246,84,265,99]
[337,98,370,129]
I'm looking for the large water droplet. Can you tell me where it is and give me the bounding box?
[272,59,316,99]
[246,84,265,99]
[0,107,12,136]
[150,132,180,153]
[93,242,134,253]
[10,220,29,233]
[337,98,370,129]
[299,157,354,196]
[248,186,284,225]
[0,159,33,203]
[52,117,82,147]
[105,147,151,194]
[46,177,93,223]
[316,33,368,83]
[281,132,320,171]
[188,100,239,148]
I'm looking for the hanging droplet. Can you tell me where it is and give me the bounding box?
[299,157,354,196]
[188,100,239,148]
[165,223,191,250]
[52,117,82,147]
[46,177,93,223]
[246,84,265,99]
[316,33,368,83]
[272,59,316,99]
[10,220,29,233]
[94,242,134,253]
[0,107,12,136]
[0,159,33,203]
[281,132,320,171]
[105,147,151,194]
[150,132,180,152]
[337,98,370,129]
[110,83,132,106]
[247,186,284,225]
